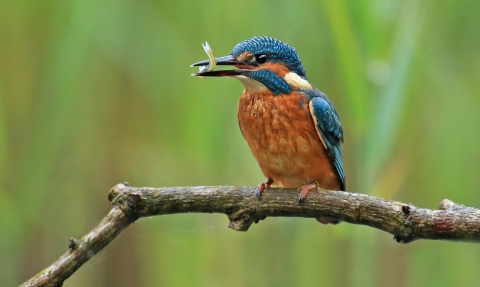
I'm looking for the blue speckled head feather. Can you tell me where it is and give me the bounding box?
[232,36,308,80]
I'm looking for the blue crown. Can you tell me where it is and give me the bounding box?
[231,36,307,79]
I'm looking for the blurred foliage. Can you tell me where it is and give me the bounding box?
[1,0,480,286]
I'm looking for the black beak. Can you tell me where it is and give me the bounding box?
[191,55,239,67]
[191,55,256,77]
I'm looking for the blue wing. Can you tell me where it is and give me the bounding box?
[307,91,345,190]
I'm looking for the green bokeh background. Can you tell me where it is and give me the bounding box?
[2,0,480,286]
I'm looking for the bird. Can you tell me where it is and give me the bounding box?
[192,37,345,224]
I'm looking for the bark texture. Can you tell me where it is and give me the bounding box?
[21,183,480,286]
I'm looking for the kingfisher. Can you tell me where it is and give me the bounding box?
[192,37,345,222]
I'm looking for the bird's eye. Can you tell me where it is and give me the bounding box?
[255,54,268,64]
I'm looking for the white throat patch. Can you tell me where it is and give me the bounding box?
[231,75,268,92]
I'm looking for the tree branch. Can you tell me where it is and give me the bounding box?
[21,183,480,286]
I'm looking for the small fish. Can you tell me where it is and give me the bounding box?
[199,41,216,73]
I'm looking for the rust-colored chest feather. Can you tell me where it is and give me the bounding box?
[237,90,341,189]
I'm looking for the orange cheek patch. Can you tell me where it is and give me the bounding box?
[260,63,290,78]
[237,52,254,62]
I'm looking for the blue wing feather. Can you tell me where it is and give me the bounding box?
[306,90,345,190]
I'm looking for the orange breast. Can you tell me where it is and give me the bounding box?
[237,90,341,190]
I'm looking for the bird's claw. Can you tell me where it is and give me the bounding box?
[298,194,305,203]
[298,182,318,203]
[255,184,265,198]
[255,179,273,199]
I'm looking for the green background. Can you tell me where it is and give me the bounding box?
[2,0,480,286]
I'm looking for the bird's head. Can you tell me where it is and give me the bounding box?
[191,36,312,95]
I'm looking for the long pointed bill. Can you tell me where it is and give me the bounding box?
[190,55,239,68]
[193,69,242,77]
[191,55,256,77]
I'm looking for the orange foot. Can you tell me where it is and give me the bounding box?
[298,181,318,203]
[255,178,273,198]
